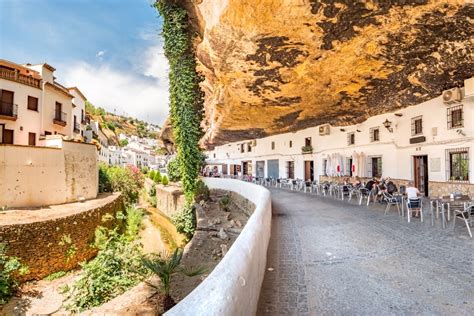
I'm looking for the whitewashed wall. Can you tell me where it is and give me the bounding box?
[0,140,98,207]
[207,93,474,184]
[166,178,272,316]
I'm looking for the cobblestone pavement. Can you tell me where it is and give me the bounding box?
[257,188,473,315]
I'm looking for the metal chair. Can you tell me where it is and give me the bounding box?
[452,202,473,238]
[383,191,401,216]
[407,197,423,223]
[304,181,312,193]
[358,188,373,206]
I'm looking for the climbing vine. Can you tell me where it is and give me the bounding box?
[155,0,204,237]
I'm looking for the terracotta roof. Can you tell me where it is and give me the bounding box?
[0,59,42,79]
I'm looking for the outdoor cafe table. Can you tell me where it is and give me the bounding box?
[437,195,471,229]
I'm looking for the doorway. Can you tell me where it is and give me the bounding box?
[256,161,265,178]
[267,159,279,179]
[413,155,428,196]
[304,160,314,181]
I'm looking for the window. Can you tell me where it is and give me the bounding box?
[213,153,216,158]
[247,143,252,152]
[45,131,52,136]
[447,105,463,129]
[289,140,292,148]
[286,161,295,179]
[323,159,328,176]
[27,96,38,111]
[28,132,36,146]
[446,148,469,182]
[305,137,311,147]
[411,116,423,136]
[271,141,275,150]
[370,127,380,142]
[371,157,382,178]
[347,132,355,145]
[240,143,245,153]
[2,129,14,144]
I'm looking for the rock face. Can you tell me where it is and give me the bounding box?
[184,0,473,146]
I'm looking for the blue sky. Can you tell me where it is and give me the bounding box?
[0,0,169,125]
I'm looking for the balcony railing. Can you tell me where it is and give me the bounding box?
[0,68,42,89]
[73,122,80,133]
[53,110,67,126]
[0,101,18,120]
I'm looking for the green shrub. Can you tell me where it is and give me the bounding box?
[148,186,157,207]
[219,195,231,211]
[44,271,67,281]
[61,207,147,312]
[148,170,156,180]
[98,164,144,206]
[0,243,28,305]
[166,159,181,182]
[153,171,162,184]
[195,180,210,202]
[161,176,169,186]
[172,205,196,240]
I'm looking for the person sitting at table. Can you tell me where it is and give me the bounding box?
[386,178,398,194]
[406,181,421,217]
[352,176,362,188]
[365,178,376,191]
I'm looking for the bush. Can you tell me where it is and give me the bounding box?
[154,171,162,184]
[194,180,210,202]
[167,159,181,182]
[161,176,169,186]
[61,207,147,312]
[98,164,144,206]
[148,186,157,207]
[148,170,156,180]
[172,205,196,240]
[219,195,231,212]
[0,243,28,305]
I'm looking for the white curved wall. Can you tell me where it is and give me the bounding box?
[166,178,272,316]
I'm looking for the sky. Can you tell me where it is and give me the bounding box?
[0,0,169,126]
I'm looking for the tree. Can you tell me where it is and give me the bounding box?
[119,139,129,147]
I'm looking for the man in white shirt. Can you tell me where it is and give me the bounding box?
[406,181,421,217]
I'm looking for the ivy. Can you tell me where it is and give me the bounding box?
[155,0,204,236]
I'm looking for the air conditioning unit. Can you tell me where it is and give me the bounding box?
[464,77,474,98]
[319,124,330,136]
[442,87,461,105]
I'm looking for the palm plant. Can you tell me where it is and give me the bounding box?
[141,248,206,311]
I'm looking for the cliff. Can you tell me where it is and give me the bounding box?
[183,0,473,146]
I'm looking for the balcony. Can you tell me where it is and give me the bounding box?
[0,68,42,89]
[0,102,18,121]
[53,110,67,126]
[73,122,80,133]
[301,145,313,154]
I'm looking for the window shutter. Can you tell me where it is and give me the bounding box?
[367,158,372,178]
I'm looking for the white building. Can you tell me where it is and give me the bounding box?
[206,83,474,197]
[0,59,87,146]
[68,87,87,140]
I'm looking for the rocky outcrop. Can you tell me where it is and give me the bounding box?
[183,0,473,146]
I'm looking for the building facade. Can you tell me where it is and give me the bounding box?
[0,59,86,146]
[206,85,474,197]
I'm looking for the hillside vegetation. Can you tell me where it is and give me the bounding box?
[85,101,160,145]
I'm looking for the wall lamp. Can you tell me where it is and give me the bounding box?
[383,119,393,133]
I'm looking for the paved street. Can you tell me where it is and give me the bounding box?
[257,188,473,315]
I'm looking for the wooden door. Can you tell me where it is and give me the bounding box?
[3,129,14,144]
[414,156,429,196]
[28,132,36,146]
[304,161,314,181]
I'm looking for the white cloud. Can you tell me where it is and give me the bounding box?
[96,50,106,58]
[63,61,169,125]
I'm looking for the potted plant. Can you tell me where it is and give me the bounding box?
[301,145,313,154]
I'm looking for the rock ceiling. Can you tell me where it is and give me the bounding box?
[183,0,473,147]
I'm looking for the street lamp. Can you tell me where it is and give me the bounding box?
[383,119,393,133]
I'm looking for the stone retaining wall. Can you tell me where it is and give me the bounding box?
[0,193,123,281]
[145,178,185,217]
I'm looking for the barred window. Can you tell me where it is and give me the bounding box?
[446,148,469,182]
[447,105,463,129]
[370,127,380,142]
[411,116,423,136]
[347,132,355,145]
